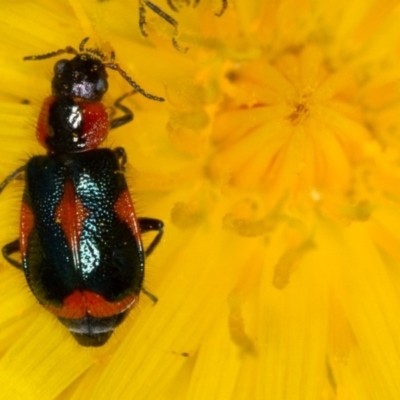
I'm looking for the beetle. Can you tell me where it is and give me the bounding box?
[0,38,164,347]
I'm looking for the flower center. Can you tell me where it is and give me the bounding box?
[209,45,373,224]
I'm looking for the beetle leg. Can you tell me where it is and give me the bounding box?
[168,0,226,15]
[140,0,187,52]
[2,239,22,269]
[0,167,25,268]
[0,166,25,196]
[138,217,164,257]
[141,287,158,304]
[215,0,228,16]
[167,0,190,12]
[167,0,178,12]
[110,92,135,130]
[138,0,148,37]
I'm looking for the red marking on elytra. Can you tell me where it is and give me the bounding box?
[45,289,138,319]
[54,179,89,259]
[114,190,142,244]
[20,201,35,257]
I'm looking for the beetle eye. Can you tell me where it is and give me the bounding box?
[54,59,68,75]
[96,77,107,93]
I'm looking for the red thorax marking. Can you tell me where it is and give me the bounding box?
[36,96,109,151]
[80,101,109,149]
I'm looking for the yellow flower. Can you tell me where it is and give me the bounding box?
[0,0,400,398]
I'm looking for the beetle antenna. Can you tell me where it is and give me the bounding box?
[23,45,78,61]
[104,62,165,102]
[79,37,90,52]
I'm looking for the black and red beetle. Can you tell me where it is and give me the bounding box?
[0,38,164,347]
